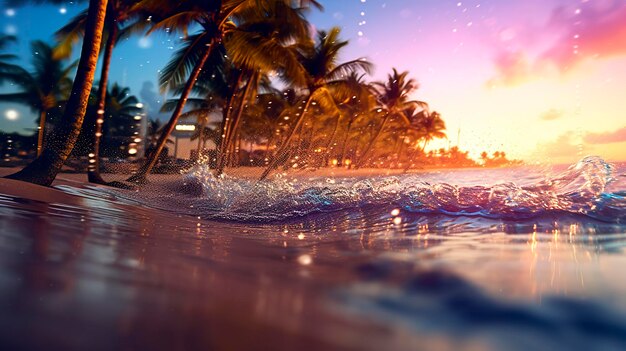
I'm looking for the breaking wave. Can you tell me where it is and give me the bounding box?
[178,156,624,222]
[60,156,625,223]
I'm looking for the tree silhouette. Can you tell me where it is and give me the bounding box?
[5,0,109,186]
[0,41,75,156]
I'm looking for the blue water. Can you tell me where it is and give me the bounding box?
[1,156,626,350]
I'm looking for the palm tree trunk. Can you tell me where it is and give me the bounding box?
[304,122,315,155]
[202,133,208,151]
[216,71,243,170]
[338,119,354,166]
[216,71,256,175]
[195,120,205,159]
[393,136,403,167]
[323,114,341,166]
[357,113,390,168]
[259,92,316,180]
[5,0,108,186]
[88,18,118,184]
[421,138,429,152]
[236,135,242,166]
[36,109,47,156]
[192,120,206,162]
[128,40,214,183]
[265,133,273,158]
[403,142,417,172]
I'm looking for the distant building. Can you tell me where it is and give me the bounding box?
[170,123,196,159]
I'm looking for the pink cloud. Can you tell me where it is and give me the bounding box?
[488,50,531,86]
[540,0,626,71]
[489,0,626,85]
[584,127,626,144]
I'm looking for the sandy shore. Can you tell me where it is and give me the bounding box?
[0,164,488,185]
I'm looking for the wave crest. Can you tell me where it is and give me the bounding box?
[179,156,623,222]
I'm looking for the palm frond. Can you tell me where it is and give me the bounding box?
[326,59,373,82]
[116,16,151,44]
[147,11,206,36]
[158,32,211,92]
[225,30,307,87]
[53,10,89,59]
[0,34,17,50]
[160,97,210,112]
[0,92,35,109]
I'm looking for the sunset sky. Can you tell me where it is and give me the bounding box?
[1,0,625,163]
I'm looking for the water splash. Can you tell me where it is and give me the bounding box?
[174,156,624,222]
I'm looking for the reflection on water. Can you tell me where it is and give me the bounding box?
[0,159,626,350]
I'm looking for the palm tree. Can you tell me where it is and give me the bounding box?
[55,0,149,183]
[127,0,321,183]
[144,118,173,162]
[244,88,302,159]
[357,68,428,167]
[191,124,219,158]
[215,2,314,174]
[259,27,372,180]
[0,41,75,156]
[99,84,142,157]
[480,151,489,163]
[333,72,377,166]
[161,67,229,159]
[146,119,162,145]
[5,0,109,186]
[75,83,140,157]
[414,111,446,152]
[161,83,224,160]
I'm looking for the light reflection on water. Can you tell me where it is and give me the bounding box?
[0,160,625,350]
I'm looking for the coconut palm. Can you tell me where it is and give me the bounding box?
[356,68,428,167]
[99,83,142,157]
[415,110,446,152]
[161,64,231,161]
[191,124,219,157]
[332,72,377,166]
[75,83,140,156]
[0,41,75,156]
[161,85,224,160]
[214,1,315,173]
[480,151,489,164]
[127,0,321,183]
[5,0,109,186]
[144,118,173,161]
[55,0,149,183]
[245,88,302,159]
[259,27,373,180]
[145,119,166,150]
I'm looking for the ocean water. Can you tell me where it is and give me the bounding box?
[1,156,625,350]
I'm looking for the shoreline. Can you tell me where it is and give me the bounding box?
[0,163,524,184]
